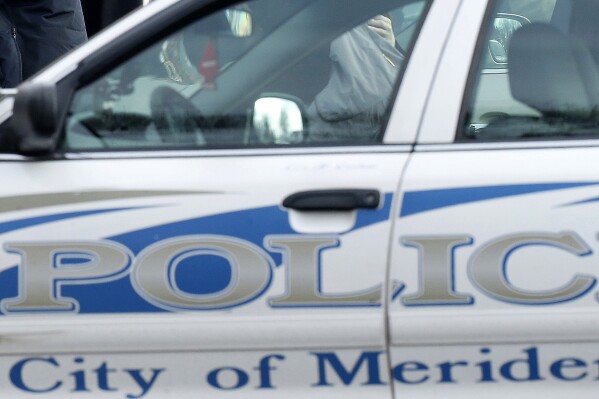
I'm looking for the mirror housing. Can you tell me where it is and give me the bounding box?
[9,81,60,155]
[253,95,306,144]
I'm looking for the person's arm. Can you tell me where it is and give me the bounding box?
[367,14,395,47]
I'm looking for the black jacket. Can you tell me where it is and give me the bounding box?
[81,0,141,37]
[0,0,87,88]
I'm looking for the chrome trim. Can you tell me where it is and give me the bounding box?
[0,145,412,162]
[415,139,599,152]
[481,68,508,74]
[62,145,413,160]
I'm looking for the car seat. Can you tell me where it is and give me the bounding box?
[479,23,599,139]
[509,23,599,120]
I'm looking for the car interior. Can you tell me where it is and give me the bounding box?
[62,0,427,150]
[465,0,599,141]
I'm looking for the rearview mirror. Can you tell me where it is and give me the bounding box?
[225,8,252,37]
[253,96,305,144]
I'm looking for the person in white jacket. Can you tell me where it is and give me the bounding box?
[308,14,404,142]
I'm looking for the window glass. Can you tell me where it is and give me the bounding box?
[461,0,599,141]
[64,0,429,150]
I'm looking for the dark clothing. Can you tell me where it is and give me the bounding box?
[0,8,20,88]
[0,0,87,88]
[81,0,141,37]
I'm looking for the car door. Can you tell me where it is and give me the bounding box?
[389,0,599,397]
[0,0,444,398]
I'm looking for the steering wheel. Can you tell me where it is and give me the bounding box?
[150,86,206,145]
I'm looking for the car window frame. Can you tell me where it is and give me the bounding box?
[453,0,599,144]
[454,0,503,143]
[58,0,432,153]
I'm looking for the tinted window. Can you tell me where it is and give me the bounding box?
[64,0,429,150]
[461,0,599,141]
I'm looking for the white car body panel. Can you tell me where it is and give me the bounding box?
[0,150,407,399]
[389,146,599,396]
[0,0,597,397]
[417,0,488,144]
[384,0,461,143]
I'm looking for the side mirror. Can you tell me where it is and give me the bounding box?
[253,95,306,144]
[10,81,60,155]
[489,13,530,64]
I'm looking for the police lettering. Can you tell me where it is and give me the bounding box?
[9,357,163,398]
[0,231,596,313]
[312,346,599,386]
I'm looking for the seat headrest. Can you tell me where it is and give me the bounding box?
[509,23,599,119]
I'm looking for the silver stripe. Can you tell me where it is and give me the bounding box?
[60,145,413,160]
[0,313,384,353]
[391,309,599,346]
[481,68,509,74]
[0,146,411,162]
[0,190,215,213]
[415,140,599,152]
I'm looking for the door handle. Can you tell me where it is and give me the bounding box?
[283,189,380,211]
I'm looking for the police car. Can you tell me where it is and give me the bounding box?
[0,0,597,398]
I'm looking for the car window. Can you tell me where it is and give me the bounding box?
[460,0,599,141]
[63,0,430,150]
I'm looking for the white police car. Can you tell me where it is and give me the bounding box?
[0,0,598,398]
